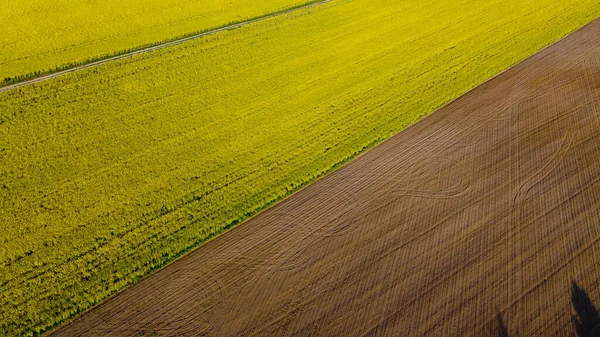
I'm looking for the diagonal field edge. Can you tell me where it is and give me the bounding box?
[45,15,600,337]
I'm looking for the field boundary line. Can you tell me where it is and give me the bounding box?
[0,0,331,93]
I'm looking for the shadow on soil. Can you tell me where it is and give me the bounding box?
[495,281,600,336]
[571,281,600,337]
[496,313,509,337]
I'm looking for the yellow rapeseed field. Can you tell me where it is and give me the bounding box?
[1,0,599,335]
[0,0,311,82]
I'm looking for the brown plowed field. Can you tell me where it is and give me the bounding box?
[49,19,600,337]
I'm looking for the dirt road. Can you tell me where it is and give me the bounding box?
[48,18,600,337]
[0,0,330,93]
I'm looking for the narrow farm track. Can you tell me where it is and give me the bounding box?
[48,19,600,337]
[0,0,330,93]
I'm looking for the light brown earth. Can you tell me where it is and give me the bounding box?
[48,18,600,337]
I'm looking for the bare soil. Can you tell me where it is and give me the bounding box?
[48,18,600,337]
